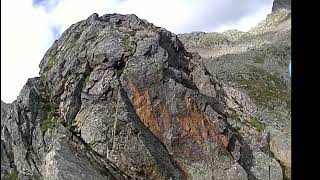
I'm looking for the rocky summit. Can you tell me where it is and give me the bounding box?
[1,1,291,179]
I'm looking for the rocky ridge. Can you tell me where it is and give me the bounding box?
[1,1,291,179]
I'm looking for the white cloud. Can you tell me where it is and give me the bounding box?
[1,0,54,103]
[1,0,274,103]
[114,0,193,33]
[213,2,272,32]
[47,0,120,33]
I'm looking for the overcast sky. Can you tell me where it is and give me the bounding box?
[1,0,273,103]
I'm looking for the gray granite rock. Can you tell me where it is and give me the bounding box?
[1,1,290,178]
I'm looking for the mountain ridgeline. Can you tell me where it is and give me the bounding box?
[1,0,291,179]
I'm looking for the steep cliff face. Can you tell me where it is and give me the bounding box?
[1,1,290,180]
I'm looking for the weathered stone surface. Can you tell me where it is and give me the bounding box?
[1,78,48,179]
[1,101,9,122]
[250,150,283,180]
[42,125,113,180]
[1,1,290,179]
[269,128,291,168]
[1,138,13,179]
[1,101,12,179]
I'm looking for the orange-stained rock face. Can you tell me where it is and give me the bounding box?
[128,81,229,161]
[180,95,216,144]
[128,81,163,141]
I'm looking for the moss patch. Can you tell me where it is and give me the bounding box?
[4,170,18,180]
[122,34,131,50]
[237,66,290,110]
[47,53,57,70]
[41,102,59,133]
[246,116,264,132]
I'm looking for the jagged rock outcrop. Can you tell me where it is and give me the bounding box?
[0,13,247,180]
[1,1,290,179]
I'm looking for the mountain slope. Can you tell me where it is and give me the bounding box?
[178,1,291,179]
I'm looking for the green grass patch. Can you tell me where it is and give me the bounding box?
[40,116,58,134]
[246,116,264,132]
[237,66,290,110]
[41,102,59,133]
[47,54,56,70]
[4,170,18,180]
[122,34,131,50]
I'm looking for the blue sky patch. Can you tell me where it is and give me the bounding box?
[50,26,62,40]
[32,0,61,12]
[32,0,45,6]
